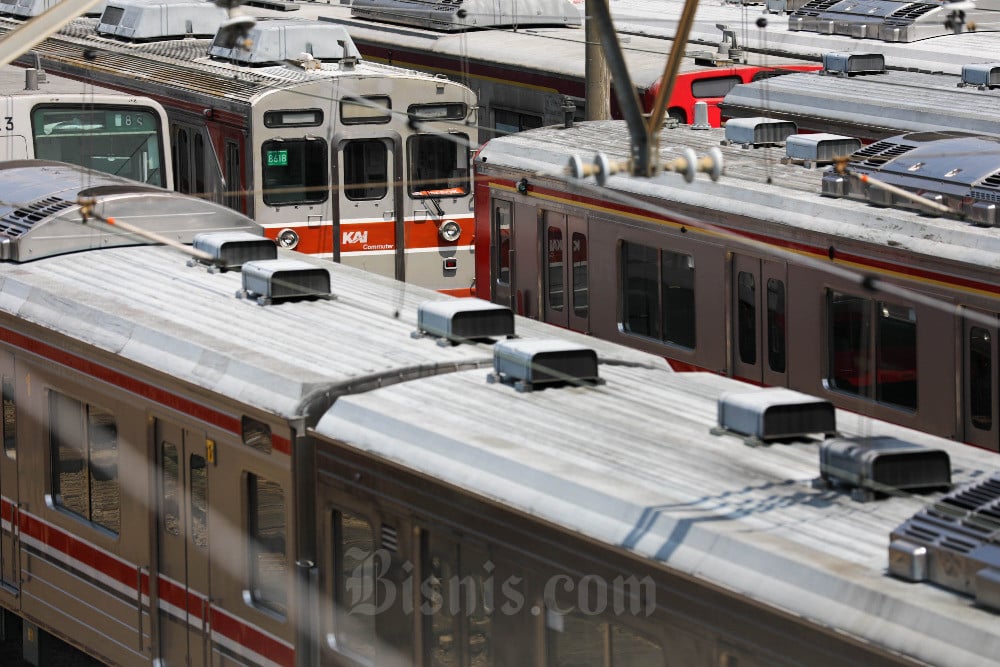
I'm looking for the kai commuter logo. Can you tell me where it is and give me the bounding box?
[343,230,368,245]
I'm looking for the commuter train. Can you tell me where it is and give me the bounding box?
[473,118,1000,450]
[0,1,480,294]
[319,0,821,133]
[0,160,999,667]
[721,53,1000,141]
[0,61,171,187]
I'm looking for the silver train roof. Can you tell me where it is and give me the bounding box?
[348,0,581,31]
[0,161,259,261]
[313,366,1000,667]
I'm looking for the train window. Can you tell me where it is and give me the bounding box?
[493,201,511,286]
[422,534,494,666]
[547,613,664,666]
[547,226,564,311]
[621,242,696,349]
[690,76,741,99]
[572,232,589,317]
[408,134,470,197]
[264,109,323,128]
[247,473,287,615]
[970,326,993,430]
[343,140,388,201]
[827,293,917,410]
[261,139,328,206]
[162,443,180,537]
[408,103,468,121]
[190,454,207,550]
[766,279,786,373]
[49,391,120,534]
[194,133,206,196]
[225,140,242,212]
[3,375,15,459]
[31,105,166,187]
[330,509,376,660]
[737,271,756,365]
[341,96,392,125]
[241,416,272,453]
[175,127,190,193]
[493,108,543,135]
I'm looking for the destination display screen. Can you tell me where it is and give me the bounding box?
[33,107,157,136]
[266,149,289,167]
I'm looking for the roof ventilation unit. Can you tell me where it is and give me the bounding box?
[721,117,797,148]
[715,388,835,443]
[1,0,103,18]
[783,133,862,168]
[415,298,515,345]
[488,339,601,392]
[819,436,951,502]
[238,259,331,305]
[959,63,1000,90]
[190,231,277,272]
[348,0,581,31]
[97,0,227,40]
[889,474,1000,612]
[821,52,886,77]
[209,19,361,64]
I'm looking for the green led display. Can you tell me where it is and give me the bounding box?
[267,150,289,167]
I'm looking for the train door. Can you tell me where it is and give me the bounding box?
[336,136,403,280]
[541,210,589,332]
[154,419,211,667]
[0,352,17,596]
[731,255,788,386]
[491,199,514,309]
[963,309,999,451]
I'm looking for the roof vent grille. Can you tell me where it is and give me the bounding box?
[783,133,862,168]
[238,259,331,305]
[714,388,835,443]
[818,436,951,502]
[721,117,797,148]
[0,197,74,237]
[889,474,1000,612]
[821,52,886,77]
[191,231,277,272]
[488,339,601,392]
[415,298,515,345]
[960,63,1000,90]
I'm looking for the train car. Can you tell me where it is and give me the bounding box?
[473,118,1000,450]
[721,54,1000,141]
[0,60,171,187]
[0,2,480,295]
[0,161,999,667]
[316,0,821,134]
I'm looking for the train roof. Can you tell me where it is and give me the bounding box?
[608,0,1000,75]
[475,120,1000,274]
[312,365,1000,666]
[721,67,1000,139]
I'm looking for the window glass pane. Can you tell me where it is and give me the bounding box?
[341,96,391,124]
[548,613,605,667]
[766,279,786,373]
[334,510,376,660]
[176,128,190,193]
[343,139,387,201]
[621,242,659,338]
[194,133,206,195]
[190,454,207,549]
[737,271,756,364]
[249,474,287,614]
[51,392,86,518]
[876,302,917,410]
[462,544,493,666]
[572,232,589,318]
[494,202,511,286]
[88,405,119,533]
[661,250,695,348]
[425,536,460,667]
[162,442,180,537]
[409,134,469,197]
[493,108,542,134]
[970,326,993,430]
[611,624,664,667]
[690,76,741,98]
[829,292,871,396]
[546,225,564,312]
[3,375,15,458]
[262,139,328,205]
[225,140,241,212]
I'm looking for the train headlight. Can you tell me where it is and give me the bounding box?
[277,228,299,249]
[439,220,462,242]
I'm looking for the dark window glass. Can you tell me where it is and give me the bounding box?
[343,140,387,201]
[493,201,511,286]
[248,473,287,615]
[162,442,180,537]
[194,132,206,195]
[737,271,756,365]
[767,278,786,373]
[3,375,15,458]
[408,103,468,121]
[622,242,659,338]
[176,127,190,193]
[340,96,391,124]
[332,510,376,660]
[660,250,696,348]
[546,225,564,312]
[264,109,323,128]
[493,108,543,135]
[225,140,242,212]
[970,326,993,430]
[572,232,588,317]
[548,613,664,667]
[621,242,695,348]
[241,416,272,453]
[829,292,871,397]
[690,76,741,99]
[876,302,917,410]
[262,139,328,205]
[190,454,208,550]
[408,134,470,197]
